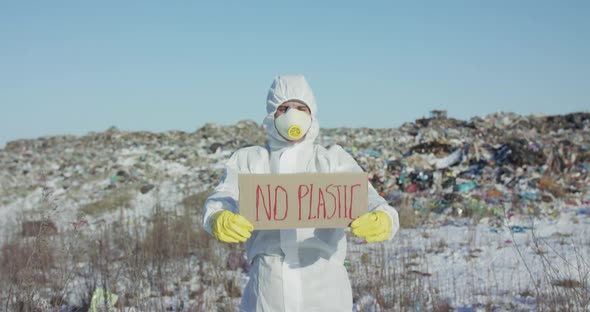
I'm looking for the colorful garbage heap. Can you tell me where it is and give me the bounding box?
[321,112,590,224]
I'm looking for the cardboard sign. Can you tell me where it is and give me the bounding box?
[238,173,368,230]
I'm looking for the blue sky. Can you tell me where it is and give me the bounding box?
[1,1,588,148]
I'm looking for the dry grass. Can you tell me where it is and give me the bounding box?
[79,185,136,216]
[348,238,450,311]
[0,238,54,285]
[181,189,213,215]
[1,191,589,311]
[0,236,56,311]
[398,205,420,228]
[346,205,590,311]
[0,187,241,311]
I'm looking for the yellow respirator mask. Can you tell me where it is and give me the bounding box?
[274,108,312,141]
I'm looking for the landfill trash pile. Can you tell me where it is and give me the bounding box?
[321,112,590,225]
[1,112,589,233]
[0,120,265,237]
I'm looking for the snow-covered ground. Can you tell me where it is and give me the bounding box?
[41,210,590,311]
[347,209,590,311]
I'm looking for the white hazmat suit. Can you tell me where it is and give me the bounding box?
[203,75,400,312]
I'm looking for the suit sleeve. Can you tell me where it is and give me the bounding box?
[202,151,241,235]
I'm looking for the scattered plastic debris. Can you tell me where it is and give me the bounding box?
[89,288,119,312]
[576,207,590,217]
[457,181,478,193]
[509,225,533,233]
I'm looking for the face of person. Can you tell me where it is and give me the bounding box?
[274,101,312,143]
[274,101,311,118]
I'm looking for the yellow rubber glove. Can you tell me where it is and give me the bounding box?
[351,211,392,243]
[211,210,254,243]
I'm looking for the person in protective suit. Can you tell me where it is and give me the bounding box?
[202,75,400,312]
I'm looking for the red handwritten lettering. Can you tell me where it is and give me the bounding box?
[256,185,271,221]
[251,178,365,226]
[298,184,310,221]
[317,188,326,218]
[335,185,343,218]
[343,186,348,218]
[308,184,316,220]
[324,184,338,219]
[349,183,361,220]
[274,185,288,220]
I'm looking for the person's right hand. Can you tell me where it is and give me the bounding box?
[211,210,254,243]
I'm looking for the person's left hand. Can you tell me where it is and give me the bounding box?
[351,211,392,243]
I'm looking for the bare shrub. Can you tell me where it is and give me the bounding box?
[1,235,56,311]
